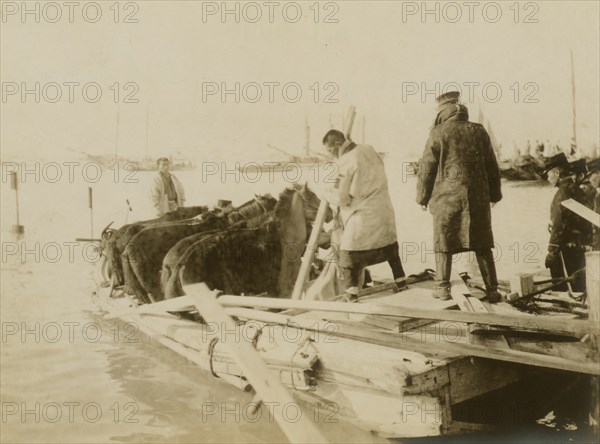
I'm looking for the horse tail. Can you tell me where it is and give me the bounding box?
[176,264,187,296]
[122,243,152,304]
[162,263,184,299]
[160,263,172,298]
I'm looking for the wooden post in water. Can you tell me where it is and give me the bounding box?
[586,251,600,438]
[9,172,24,235]
[88,187,94,238]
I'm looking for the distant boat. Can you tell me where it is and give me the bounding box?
[498,156,544,181]
[130,156,196,172]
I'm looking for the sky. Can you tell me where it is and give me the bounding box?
[1,0,599,161]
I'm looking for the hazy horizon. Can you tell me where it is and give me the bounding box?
[2,1,599,162]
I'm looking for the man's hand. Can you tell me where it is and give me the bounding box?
[545,247,560,269]
[421,205,428,211]
[545,252,559,269]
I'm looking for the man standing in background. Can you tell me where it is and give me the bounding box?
[586,159,600,251]
[544,154,588,291]
[151,157,186,216]
[417,91,502,302]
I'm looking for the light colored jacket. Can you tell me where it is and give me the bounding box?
[151,173,185,216]
[325,144,397,251]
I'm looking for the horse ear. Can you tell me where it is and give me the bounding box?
[302,182,308,192]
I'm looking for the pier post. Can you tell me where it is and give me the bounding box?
[9,172,24,235]
[88,187,94,238]
[586,251,600,438]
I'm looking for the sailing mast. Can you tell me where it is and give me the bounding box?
[115,110,120,159]
[145,108,150,159]
[570,49,577,155]
[361,116,366,143]
[304,117,310,157]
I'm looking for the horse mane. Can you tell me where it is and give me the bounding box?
[273,188,297,223]
[227,194,276,225]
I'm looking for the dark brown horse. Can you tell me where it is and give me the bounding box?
[163,183,331,299]
[159,197,275,300]
[122,195,277,303]
[102,206,208,285]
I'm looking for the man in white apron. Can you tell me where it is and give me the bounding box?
[322,129,405,300]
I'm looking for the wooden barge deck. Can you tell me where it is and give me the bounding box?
[92,262,600,440]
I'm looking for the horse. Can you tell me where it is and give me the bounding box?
[163,183,332,299]
[159,197,275,300]
[121,195,277,303]
[102,206,208,285]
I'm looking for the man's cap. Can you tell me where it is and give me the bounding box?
[217,199,232,207]
[586,158,600,175]
[542,152,569,176]
[569,159,588,176]
[436,91,460,108]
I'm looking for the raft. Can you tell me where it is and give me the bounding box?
[91,265,600,439]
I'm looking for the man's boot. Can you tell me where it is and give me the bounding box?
[433,252,452,300]
[433,282,452,300]
[388,255,406,292]
[476,249,501,303]
[343,286,359,303]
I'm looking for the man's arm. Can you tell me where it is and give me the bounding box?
[483,130,502,203]
[151,176,163,215]
[173,175,186,205]
[324,159,356,208]
[549,188,568,249]
[416,133,439,207]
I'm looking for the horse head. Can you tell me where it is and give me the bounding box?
[292,182,333,224]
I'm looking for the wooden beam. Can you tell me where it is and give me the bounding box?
[213,293,599,337]
[459,276,511,349]
[449,274,487,347]
[586,252,600,438]
[187,284,326,444]
[562,198,600,227]
[145,287,600,337]
[222,306,600,375]
[291,105,356,300]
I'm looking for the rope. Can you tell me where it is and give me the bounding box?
[289,337,314,392]
[208,337,220,378]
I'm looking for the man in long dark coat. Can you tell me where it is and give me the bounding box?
[416,92,502,302]
[544,153,588,291]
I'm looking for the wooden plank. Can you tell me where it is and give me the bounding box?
[449,279,476,313]
[562,198,600,227]
[349,287,454,332]
[212,293,600,337]
[586,252,600,438]
[446,358,523,404]
[468,298,510,349]
[187,284,326,444]
[448,276,488,347]
[130,287,600,337]
[215,305,600,375]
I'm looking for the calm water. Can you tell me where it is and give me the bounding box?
[0,157,557,443]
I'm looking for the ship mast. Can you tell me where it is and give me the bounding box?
[304,117,310,156]
[145,108,149,159]
[570,49,577,155]
[361,116,366,143]
[114,110,120,159]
